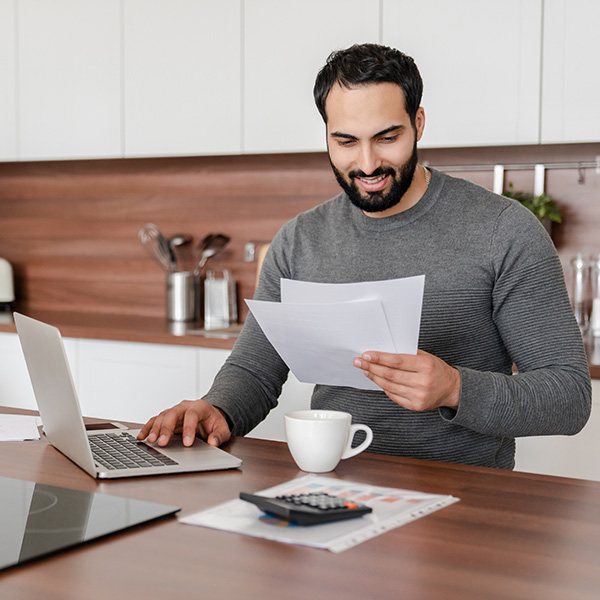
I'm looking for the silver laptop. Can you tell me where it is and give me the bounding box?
[14,312,242,479]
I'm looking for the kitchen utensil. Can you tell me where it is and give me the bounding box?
[194,234,230,275]
[170,233,192,250]
[169,233,193,271]
[138,223,176,272]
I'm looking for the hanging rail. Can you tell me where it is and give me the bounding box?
[423,160,599,172]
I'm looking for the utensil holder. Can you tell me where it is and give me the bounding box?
[166,272,197,322]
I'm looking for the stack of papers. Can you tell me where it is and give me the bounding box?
[246,275,425,390]
[180,474,458,553]
[0,414,41,441]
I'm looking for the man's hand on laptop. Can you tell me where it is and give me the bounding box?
[137,399,231,448]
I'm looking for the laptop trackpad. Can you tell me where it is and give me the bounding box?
[129,429,242,468]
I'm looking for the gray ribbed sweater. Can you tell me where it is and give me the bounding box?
[205,169,591,469]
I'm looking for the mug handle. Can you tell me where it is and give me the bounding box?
[341,424,373,460]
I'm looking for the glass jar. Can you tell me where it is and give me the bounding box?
[570,253,590,333]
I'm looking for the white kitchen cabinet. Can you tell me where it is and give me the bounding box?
[196,346,230,397]
[5,0,600,161]
[196,345,312,442]
[515,379,600,482]
[247,374,312,442]
[18,0,121,160]
[74,338,309,441]
[74,338,311,442]
[0,0,17,161]
[0,326,307,442]
[123,0,242,157]
[382,0,542,148]
[243,0,380,154]
[541,0,600,143]
[0,331,77,411]
[76,338,198,424]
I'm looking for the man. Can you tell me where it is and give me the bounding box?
[139,44,591,469]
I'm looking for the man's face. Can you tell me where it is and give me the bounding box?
[325,82,425,217]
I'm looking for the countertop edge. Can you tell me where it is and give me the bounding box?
[2,310,599,377]
[0,310,238,350]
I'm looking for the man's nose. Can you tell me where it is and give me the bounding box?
[357,144,382,176]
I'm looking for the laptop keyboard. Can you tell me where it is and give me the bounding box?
[89,432,179,471]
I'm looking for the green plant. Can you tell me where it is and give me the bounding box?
[502,183,562,224]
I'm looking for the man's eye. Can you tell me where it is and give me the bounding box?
[380,135,398,143]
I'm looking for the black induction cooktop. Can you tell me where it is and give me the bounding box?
[0,476,180,571]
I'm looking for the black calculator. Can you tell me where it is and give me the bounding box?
[239,491,372,526]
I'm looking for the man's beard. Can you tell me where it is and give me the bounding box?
[330,142,419,214]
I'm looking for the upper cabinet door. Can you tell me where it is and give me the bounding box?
[382,0,542,148]
[0,0,17,162]
[541,0,600,143]
[243,0,380,154]
[123,0,242,157]
[18,0,121,160]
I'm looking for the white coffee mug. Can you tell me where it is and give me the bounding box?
[284,410,373,473]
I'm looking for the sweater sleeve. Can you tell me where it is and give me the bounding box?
[442,204,592,437]
[202,227,294,436]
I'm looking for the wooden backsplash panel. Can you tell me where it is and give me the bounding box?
[419,143,600,280]
[0,154,340,319]
[1,144,599,320]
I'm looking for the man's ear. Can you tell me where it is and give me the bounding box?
[415,107,426,142]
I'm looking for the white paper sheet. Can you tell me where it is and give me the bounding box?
[246,298,395,390]
[0,415,41,441]
[246,276,425,390]
[281,275,425,354]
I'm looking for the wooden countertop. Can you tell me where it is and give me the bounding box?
[2,406,600,600]
[0,309,239,350]
[1,309,599,378]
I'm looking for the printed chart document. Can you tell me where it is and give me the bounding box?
[246,275,425,390]
[180,474,459,553]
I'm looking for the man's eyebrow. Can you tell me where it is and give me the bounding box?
[329,131,357,140]
[329,124,405,140]
[372,124,404,138]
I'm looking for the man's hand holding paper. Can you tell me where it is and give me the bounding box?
[353,349,461,412]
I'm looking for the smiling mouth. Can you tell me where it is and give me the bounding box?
[355,174,390,192]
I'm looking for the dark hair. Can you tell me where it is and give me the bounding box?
[313,43,423,125]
